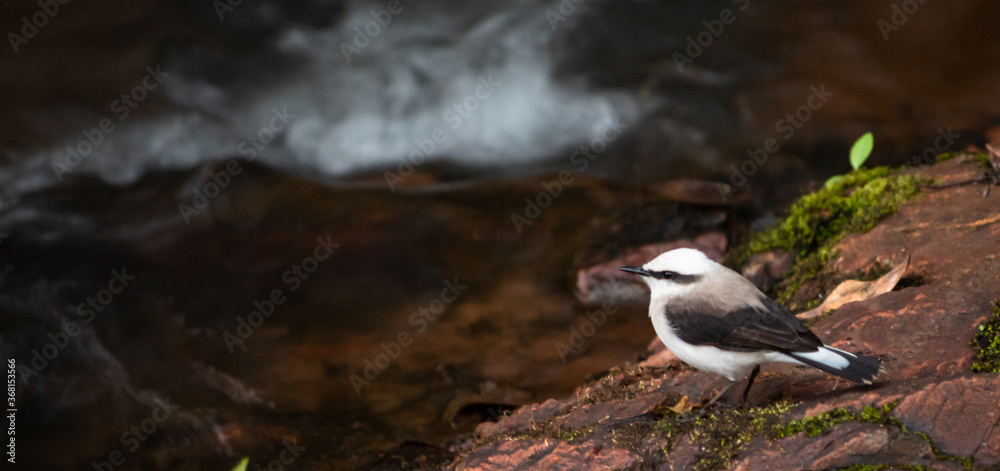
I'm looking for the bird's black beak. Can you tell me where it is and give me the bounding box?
[620,266,650,277]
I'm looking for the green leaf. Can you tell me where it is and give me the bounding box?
[229,457,249,471]
[849,132,874,170]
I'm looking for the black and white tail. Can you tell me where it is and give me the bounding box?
[787,346,883,384]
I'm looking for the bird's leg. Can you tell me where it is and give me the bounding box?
[682,367,762,422]
[699,381,736,411]
[740,365,761,404]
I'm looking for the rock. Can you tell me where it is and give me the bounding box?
[553,392,665,430]
[476,399,573,440]
[821,157,1000,383]
[731,422,953,471]
[645,179,750,205]
[892,375,1000,460]
[977,420,1000,466]
[458,438,640,471]
[740,250,794,291]
[638,344,680,368]
[453,157,1000,470]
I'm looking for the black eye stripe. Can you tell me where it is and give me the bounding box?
[649,270,702,284]
[652,270,677,280]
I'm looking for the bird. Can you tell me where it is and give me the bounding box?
[620,248,882,409]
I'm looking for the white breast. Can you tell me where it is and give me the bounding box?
[648,300,767,381]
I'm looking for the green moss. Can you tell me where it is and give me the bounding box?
[935,150,965,162]
[496,396,977,470]
[936,151,990,167]
[777,402,974,470]
[655,401,796,471]
[970,299,1000,374]
[776,402,897,438]
[609,420,655,451]
[725,167,925,308]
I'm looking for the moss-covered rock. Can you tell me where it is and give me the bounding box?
[777,402,974,470]
[775,402,897,438]
[725,166,925,309]
[655,401,795,471]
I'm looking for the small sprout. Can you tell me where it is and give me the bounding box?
[825,132,875,188]
[850,132,875,170]
[229,457,249,471]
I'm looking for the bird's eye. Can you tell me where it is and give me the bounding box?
[658,271,675,280]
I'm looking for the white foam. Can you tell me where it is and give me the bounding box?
[0,0,640,201]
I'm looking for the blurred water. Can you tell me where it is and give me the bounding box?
[5,0,996,206]
[0,0,642,201]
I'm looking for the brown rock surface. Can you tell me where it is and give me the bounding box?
[892,375,1000,458]
[451,157,1000,470]
[458,438,640,471]
[731,422,952,471]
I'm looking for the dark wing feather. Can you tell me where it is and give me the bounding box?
[665,295,822,353]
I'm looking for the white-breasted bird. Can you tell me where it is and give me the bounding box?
[621,248,882,407]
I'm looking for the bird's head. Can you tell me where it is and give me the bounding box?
[620,248,714,295]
